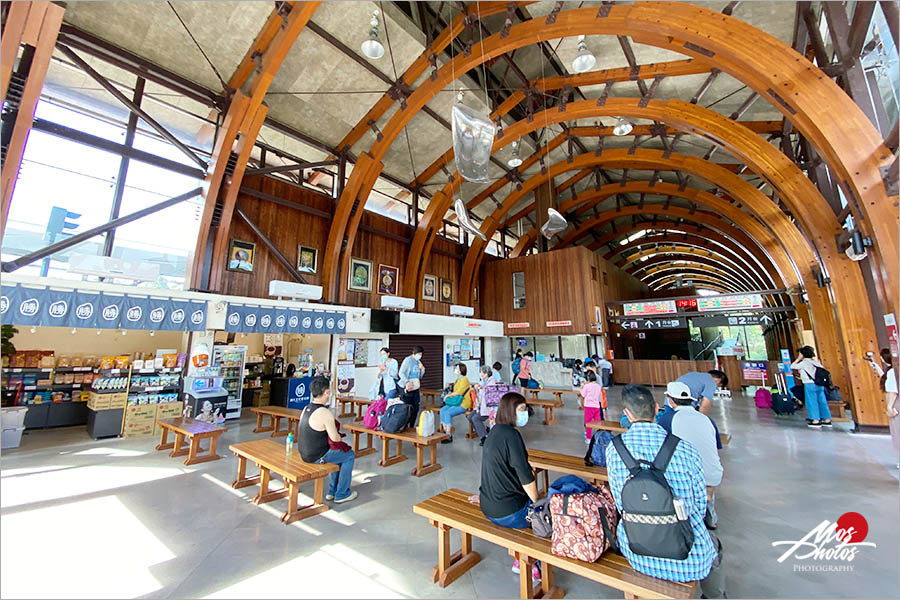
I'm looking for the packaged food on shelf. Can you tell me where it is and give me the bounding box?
[56,354,71,368]
[11,353,25,368]
[40,351,55,368]
[71,355,84,367]
[99,356,115,370]
[24,351,40,368]
[114,356,130,369]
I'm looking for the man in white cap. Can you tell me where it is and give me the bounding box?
[659,381,723,528]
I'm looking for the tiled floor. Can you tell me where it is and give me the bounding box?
[2,388,898,599]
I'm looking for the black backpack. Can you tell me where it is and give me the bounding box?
[612,434,695,560]
[380,403,411,433]
[813,366,832,388]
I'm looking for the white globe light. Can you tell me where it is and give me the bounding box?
[507,156,523,168]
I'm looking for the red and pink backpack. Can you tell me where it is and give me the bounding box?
[363,397,388,429]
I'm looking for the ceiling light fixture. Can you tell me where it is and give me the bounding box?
[507,140,523,168]
[360,10,385,60]
[613,117,633,136]
[571,35,596,73]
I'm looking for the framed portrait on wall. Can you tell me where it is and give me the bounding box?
[439,278,453,303]
[348,258,373,292]
[227,239,255,273]
[297,245,317,274]
[378,264,399,295]
[423,274,437,301]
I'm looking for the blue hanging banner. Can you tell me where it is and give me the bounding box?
[69,290,101,329]
[97,293,124,329]
[242,305,261,333]
[257,307,276,333]
[1,285,21,324]
[145,297,169,331]
[120,295,151,330]
[166,299,190,331]
[335,312,347,334]
[273,308,290,332]
[187,300,207,332]
[224,304,243,332]
[286,376,312,410]
[12,286,44,327]
[42,289,72,328]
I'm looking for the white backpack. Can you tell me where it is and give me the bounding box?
[416,410,436,437]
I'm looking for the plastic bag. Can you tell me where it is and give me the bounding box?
[452,102,495,183]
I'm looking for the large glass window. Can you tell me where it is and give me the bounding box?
[512,271,526,309]
[1,100,203,288]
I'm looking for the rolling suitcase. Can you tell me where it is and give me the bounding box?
[772,372,796,415]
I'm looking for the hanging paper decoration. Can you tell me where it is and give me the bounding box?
[452,101,495,183]
[453,198,487,241]
[541,208,569,239]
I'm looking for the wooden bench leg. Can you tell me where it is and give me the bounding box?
[353,430,377,458]
[232,455,261,489]
[253,412,274,434]
[430,524,481,587]
[155,426,172,451]
[254,467,289,504]
[184,433,222,466]
[355,403,365,422]
[380,437,407,467]
[466,418,478,439]
[272,416,290,438]
[283,475,330,524]
[412,443,442,477]
[338,400,354,419]
[169,432,188,457]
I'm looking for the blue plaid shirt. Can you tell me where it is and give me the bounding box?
[605,421,717,582]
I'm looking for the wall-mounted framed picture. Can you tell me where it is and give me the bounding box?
[348,257,373,292]
[423,274,437,301]
[439,278,454,304]
[378,264,399,295]
[297,245,317,274]
[227,239,255,273]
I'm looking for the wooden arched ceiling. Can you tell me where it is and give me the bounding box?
[325,2,896,323]
[595,226,782,290]
[625,252,761,292]
[639,265,751,294]
[650,274,743,294]
[454,150,854,392]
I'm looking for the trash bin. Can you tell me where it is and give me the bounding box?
[1,406,28,429]
[1,427,25,449]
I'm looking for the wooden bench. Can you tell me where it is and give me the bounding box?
[230,438,338,524]
[421,388,442,409]
[414,488,697,599]
[828,400,851,422]
[336,395,372,421]
[251,406,302,438]
[588,419,731,446]
[525,397,563,426]
[528,448,608,495]
[155,417,226,466]
[425,406,479,438]
[344,422,449,477]
[528,387,579,407]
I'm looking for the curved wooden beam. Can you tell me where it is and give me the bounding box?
[458,149,850,398]
[650,274,741,293]
[625,251,759,291]
[593,225,781,289]
[638,264,751,293]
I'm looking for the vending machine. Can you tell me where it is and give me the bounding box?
[213,345,247,420]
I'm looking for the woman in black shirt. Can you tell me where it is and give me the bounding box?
[469,392,541,579]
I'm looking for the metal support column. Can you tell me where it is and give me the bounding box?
[102,77,145,257]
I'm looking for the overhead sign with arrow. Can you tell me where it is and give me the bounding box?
[692,313,774,327]
[620,317,687,330]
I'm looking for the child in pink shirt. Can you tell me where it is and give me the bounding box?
[580,370,606,442]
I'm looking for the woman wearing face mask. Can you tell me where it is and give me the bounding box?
[468,392,542,582]
[398,346,426,429]
[376,347,399,398]
[438,363,471,443]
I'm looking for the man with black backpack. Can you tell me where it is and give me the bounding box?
[606,384,725,598]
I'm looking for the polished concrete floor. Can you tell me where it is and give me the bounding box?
[1,388,898,599]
